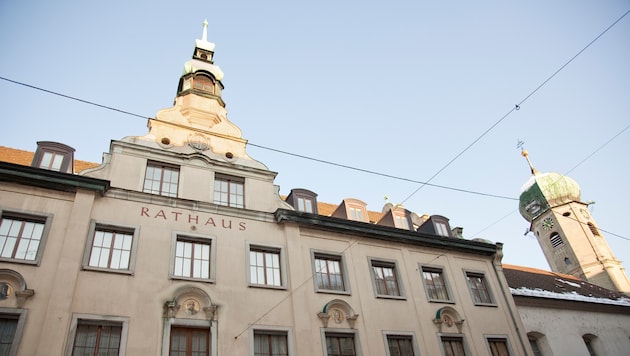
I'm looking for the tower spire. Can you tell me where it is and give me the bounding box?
[521,149,540,175]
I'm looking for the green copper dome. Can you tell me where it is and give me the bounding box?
[519,172,581,221]
[518,150,581,222]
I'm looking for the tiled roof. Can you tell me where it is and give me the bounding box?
[0,146,100,173]
[503,264,627,301]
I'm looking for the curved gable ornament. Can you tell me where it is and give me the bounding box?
[318,299,359,329]
[433,306,465,333]
[0,269,34,308]
[163,286,218,321]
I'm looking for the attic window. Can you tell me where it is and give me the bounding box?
[32,141,75,173]
[435,222,450,237]
[349,207,364,222]
[394,213,409,229]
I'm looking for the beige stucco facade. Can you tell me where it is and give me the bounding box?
[0,23,533,356]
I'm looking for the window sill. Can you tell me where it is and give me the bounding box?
[428,299,456,304]
[248,284,287,291]
[375,294,406,300]
[170,275,215,284]
[316,289,351,296]
[472,302,497,307]
[82,266,134,276]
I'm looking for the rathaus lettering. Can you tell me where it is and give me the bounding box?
[140,206,246,231]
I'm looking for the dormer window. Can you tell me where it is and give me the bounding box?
[31,141,75,173]
[285,189,318,214]
[435,222,450,237]
[349,207,363,221]
[394,212,409,229]
[331,199,368,222]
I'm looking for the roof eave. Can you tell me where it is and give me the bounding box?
[0,162,110,194]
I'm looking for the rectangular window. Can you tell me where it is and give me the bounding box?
[370,259,403,298]
[465,272,494,305]
[314,253,346,292]
[72,320,122,356]
[325,332,356,356]
[349,207,363,222]
[422,267,451,302]
[487,338,510,356]
[435,222,450,237]
[254,330,289,356]
[441,336,466,356]
[387,335,415,356]
[394,215,409,229]
[297,197,313,213]
[39,151,65,171]
[0,215,45,262]
[170,326,209,356]
[143,161,179,197]
[83,222,139,274]
[88,228,133,270]
[174,237,211,280]
[0,314,18,355]
[214,174,244,208]
[249,246,283,287]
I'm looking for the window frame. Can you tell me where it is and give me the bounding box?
[484,335,513,356]
[382,331,420,356]
[321,329,362,356]
[246,243,287,290]
[311,250,350,295]
[420,264,454,303]
[463,270,496,306]
[162,317,215,356]
[296,196,314,213]
[169,232,217,283]
[0,210,53,266]
[0,307,28,356]
[213,173,245,208]
[368,257,405,300]
[438,334,469,356]
[64,313,129,356]
[250,326,294,356]
[82,221,140,275]
[143,160,180,198]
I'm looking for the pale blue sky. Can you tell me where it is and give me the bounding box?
[1,1,628,271]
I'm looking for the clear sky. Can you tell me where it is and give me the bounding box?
[1,1,628,272]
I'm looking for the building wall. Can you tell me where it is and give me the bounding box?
[0,139,532,355]
[516,302,630,356]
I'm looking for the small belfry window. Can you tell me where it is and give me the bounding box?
[549,232,564,248]
[214,174,244,208]
[193,75,215,94]
[587,222,601,236]
[143,161,179,197]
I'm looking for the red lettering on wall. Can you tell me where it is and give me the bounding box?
[239,222,246,231]
[155,210,167,219]
[189,215,199,224]
[141,207,150,217]
[222,220,232,229]
[172,212,182,221]
[205,218,216,227]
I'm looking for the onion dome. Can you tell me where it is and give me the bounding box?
[518,150,581,222]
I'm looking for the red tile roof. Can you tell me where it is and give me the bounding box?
[0,146,100,173]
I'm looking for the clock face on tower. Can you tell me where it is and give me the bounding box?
[542,217,554,230]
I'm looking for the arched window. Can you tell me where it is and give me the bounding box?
[587,222,601,236]
[582,334,598,356]
[193,75,215,94]
[550,232,564,248]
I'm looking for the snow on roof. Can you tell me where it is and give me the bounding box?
[510,287,630,306]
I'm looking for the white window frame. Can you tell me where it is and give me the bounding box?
[382,331,420,356]
[65,313,129,356]
[82,220,140,275]
[463,269,496,306]
[213,173,245,208]
[0,307,28,356]
[249,325,294,356]
[143,161,180,198]
[0,209,53,266]
[321,328,362,356]
[169,232,217,283]
[368,257,406,300]
[420,264,454,303]
[310,250,351,295]
[246,242,287,290]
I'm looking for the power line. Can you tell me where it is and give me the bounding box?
[0,75,518,201]
[399,8,630,205]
